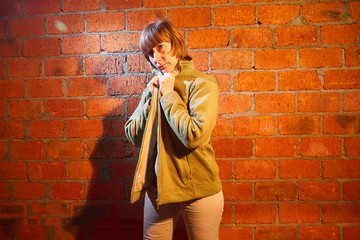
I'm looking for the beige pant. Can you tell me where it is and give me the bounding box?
[143,187,224,240]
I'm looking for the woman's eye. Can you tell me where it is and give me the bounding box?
[158,44,163,49]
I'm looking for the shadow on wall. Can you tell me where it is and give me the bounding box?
[59,107,187,239]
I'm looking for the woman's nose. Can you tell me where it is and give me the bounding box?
[153,50,162,63]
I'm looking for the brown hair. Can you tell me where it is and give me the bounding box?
[140,20,192,69]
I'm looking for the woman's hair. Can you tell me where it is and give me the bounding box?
[140,20,192,69]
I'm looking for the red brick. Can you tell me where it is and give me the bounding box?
[345,137,360,157]
[66,119,104,138]
[0,142,6,160]
[127,54,151,73]
[300,47,342,68]
[235,204,275,224]
[298,92,340,112]
[258,5,300,25]
[8,59,43,78]
[8,100,44,119]
[0,162,27,179]
[234,72,275,92]
[231,28,272,48]
[0,20,4,37]
[108,161,136,180]
[12,141,46,160]
[343,182,360,201]
[349,1,360,21]
[345,46,360,67]
[255,49,297,69]
[0,121,24,139]
[321,24,360,44]
[212,117,231,137]
[255,93,296,113]
[303,2,343,23]
[256,138,297,157]
[255,182,296,201]
[109,76,146,96]
[24,38,61,57]
[222,182,252,201]
[216,160,232,180]
[212,74,231,92]
[14,182,45,200]
[47,99,83,118]
[44,217,75,239]
[47,15,84,34]
[51,182,85,200]
[299,181,340,201]
[85,55,123,75]
[234,160,276,179]
[87,182,125,200]
[234,116,275,136]
[17,224,46,240]
[191,51,209,71]
[279,203,319,223]
[68,77,106,96]
[62,0,100,12]
[69,161,101,180]
[324,69,360,90]
[171,8,210,28]
[105,33,141,53]
[279,70,321,91]
[8,17,44,37]
[128,10,167,31]
[28,79,63,98]
[323,115,360,134]
[0,61,4,78]
[322,159,360,179]
[30,120,64,139]
[343,226,360,240]
[0,183,10,199]
[211,50,252,70]
[322,204,360,223]
[87,139,126,159]
[298,226,340,240]
[221,204,232,224]
[276,26,317,46]
[23,0,60,15]
[71,202,107,218]
[218,95,251,114]
[105,119,126,137]
[220,227,252,240]
[48,141,85,160]
[278,115,320,135]
[188,29,228,49]
[0,79,24,98]
[189,0,227,3]
[144,0,184,8]
[300,137,341,157]
[255,227,297,240]
[212,138,253,158]
[46,57,83,76]
[31,202,68,215]
[343,92,360,112]
[103,0,142,10]
[127,97,141,116]
[214,6,255,26]
[0,0,21,17]
[0,101,3,119]
[86,12,125,32]
[279,159,319,179]
[0,39,21,58]
[86,97,125,117]
[64,35,101,54]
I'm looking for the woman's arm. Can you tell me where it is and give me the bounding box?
[159,78,218,149]
[125,88,152,147]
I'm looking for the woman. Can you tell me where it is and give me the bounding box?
[125,20,223,240]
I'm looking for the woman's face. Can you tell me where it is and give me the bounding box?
[148,42,179,73]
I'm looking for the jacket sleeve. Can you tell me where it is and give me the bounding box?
[159,78,218,149]
[125,88,152,147]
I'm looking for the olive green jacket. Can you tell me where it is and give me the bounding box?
[125,60,222,206]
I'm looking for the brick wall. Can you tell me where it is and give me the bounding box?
[0,0,359,239]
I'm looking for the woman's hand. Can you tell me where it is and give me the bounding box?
[158,73,175,96]
[147,76,160,93]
